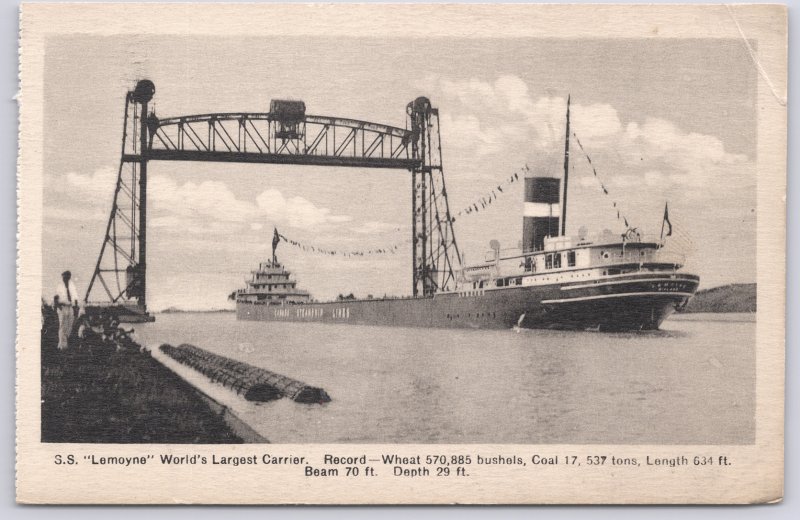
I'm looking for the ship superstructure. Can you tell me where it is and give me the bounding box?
[234,260,311,306]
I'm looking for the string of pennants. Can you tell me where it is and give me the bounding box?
[572,131,694,250]
[572,131,633,229]
[277,232,410,258]
[278,165,532,258]
[450,168,526,223]
[275,142,663,259]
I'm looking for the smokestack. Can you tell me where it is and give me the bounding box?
[522,176,561,253]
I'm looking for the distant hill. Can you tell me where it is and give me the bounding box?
[682,283,756,313]
[160,307,235,314]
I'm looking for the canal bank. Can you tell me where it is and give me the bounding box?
[40,304,256,443]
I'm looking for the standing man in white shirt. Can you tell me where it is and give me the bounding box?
[54,270,79,350]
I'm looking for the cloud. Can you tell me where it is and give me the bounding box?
[255,189,351,229]
[64,167,119,199]
[422,74,752,193]
[63,169,352,235]
[421,75,627,171]
[149,177,256,223]
[619,118,749,185]
[150,215,183,228]
[643,170,665,186]
[439,113,520,157]
[146,179,351,233]
[43,205,108,222]
[571,103,622,140]
[351,221,401,234]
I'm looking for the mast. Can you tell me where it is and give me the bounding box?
[560,95,571,236]
[272,227,280,264]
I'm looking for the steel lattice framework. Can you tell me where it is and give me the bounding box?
[86,81,460,317]
[406,97,461,297]
[145,113,418,169]
[85,82,152,312]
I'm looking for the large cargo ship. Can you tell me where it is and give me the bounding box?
[235,101,699,331]
[236,230,698,331]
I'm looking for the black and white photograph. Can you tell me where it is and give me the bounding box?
[17,3,786,504]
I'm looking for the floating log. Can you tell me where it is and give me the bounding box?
[159,343,331,404]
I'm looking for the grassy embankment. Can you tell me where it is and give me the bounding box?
[682,283,757,313]
[40,305,243,443]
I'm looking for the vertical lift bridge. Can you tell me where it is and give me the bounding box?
[85,80,460,320]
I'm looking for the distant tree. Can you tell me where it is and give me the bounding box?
[681,283,757,313]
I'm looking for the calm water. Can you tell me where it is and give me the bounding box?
[135,312,755,444]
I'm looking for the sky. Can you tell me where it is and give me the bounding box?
[42,36,757,310]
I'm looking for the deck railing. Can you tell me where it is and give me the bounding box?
[596,248,685,267]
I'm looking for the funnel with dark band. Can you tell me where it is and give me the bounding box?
[522,176,561,253]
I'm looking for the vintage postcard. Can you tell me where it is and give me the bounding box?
[16,3,786,504]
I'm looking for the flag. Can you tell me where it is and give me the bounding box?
[272,227,280,249]
[661,202,673,239]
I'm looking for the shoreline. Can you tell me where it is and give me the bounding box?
[40,304,248,443]
[670,312,756,323]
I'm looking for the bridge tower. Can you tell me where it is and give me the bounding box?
[407,97,461,297]
[84,80,155,320]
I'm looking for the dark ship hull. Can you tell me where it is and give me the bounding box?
[237,272,699,331]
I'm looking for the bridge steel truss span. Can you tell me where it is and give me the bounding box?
[145,113,418,170]
[86,80,461,317]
